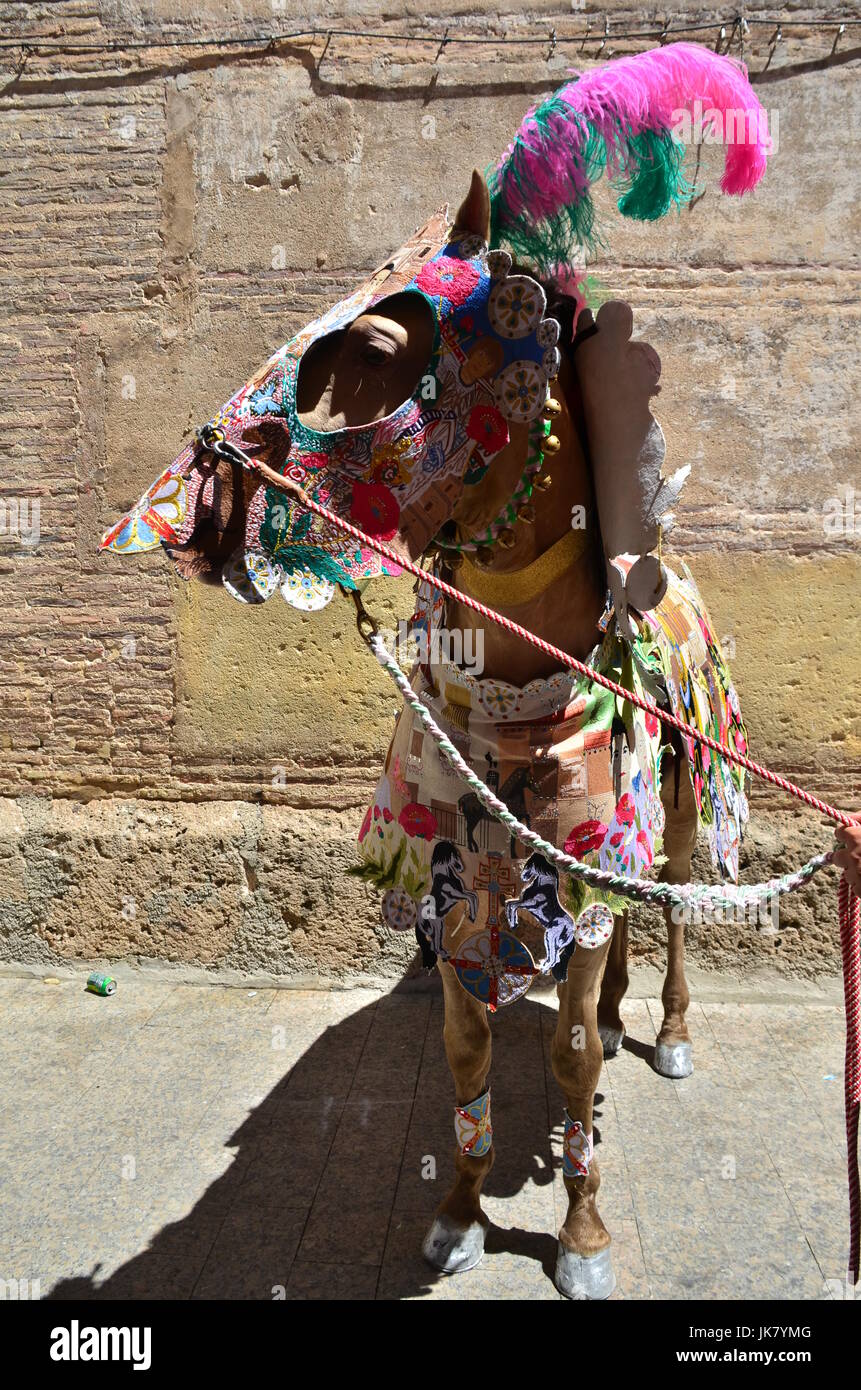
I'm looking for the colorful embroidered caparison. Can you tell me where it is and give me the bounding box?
[356,564,748,1004]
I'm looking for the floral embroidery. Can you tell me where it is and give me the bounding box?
[398,803,438,840]
[563,819,609,859]
[466,403,509,454]
[415,255,480,305]
[349,482,400,539]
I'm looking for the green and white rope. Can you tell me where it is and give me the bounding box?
[370,634,834,913]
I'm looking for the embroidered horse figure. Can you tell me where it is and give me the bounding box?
[459,765,543,856]
[505,852,579,982]
[417,840,479,966]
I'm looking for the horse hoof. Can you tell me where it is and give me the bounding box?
[654,1040,693,1078]
[422,1215,486,1274]
[555,1244,616,1301]
[598,1023,625,1058]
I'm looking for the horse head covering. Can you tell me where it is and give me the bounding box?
[100,210,560,610]
[100,42,771,619]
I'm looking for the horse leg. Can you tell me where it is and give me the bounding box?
[423,950,494,1274]
[654,749,698,1079]
[551,939,616,1299]
[596,910,628,1057]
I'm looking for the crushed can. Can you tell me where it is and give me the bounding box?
[86,971,117,996]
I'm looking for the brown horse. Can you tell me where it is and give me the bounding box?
[414,175,698,1296]
[294,174,701,1297]
[171,171,703,1298]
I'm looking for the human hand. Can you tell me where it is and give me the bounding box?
[833,818,861,896]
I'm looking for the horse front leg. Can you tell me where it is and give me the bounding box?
[597,910,628,1057]
[551,938,616,1299]
[423,948,494,1275]
[654,749,698,1079]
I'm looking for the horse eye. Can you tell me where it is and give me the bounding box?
[361,344,390,367]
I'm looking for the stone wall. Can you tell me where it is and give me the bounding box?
[1,3,859,982]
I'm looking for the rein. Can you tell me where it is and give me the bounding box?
[212,432,860,1281]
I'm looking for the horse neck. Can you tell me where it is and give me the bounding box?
[445,384,606,685]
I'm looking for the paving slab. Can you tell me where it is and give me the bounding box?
[0,972,850,1302]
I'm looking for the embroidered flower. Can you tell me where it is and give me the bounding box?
[467,404,509,454]
[398,803,438,840]
[370,439,413,489]
[416,256,480,306]
[615,794,636,827]
[358,807,372,843]
[285,450,328,486]
[636,829,653,867]
[564,819,609,859]
[645,712,659,738]
[349,482,400,540]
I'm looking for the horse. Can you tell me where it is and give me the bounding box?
[505,851,580,981]
[418,840,479,965]
[136,170,705,1297]
[458,764,545,856]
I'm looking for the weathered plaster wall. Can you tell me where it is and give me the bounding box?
[1,3,859,982]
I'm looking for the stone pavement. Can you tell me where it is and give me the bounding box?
[0,970,851,1301]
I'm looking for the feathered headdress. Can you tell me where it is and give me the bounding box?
[488,42,772,272]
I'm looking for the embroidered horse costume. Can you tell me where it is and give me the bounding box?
[99,40,777,1298]
[101,42,765,1011]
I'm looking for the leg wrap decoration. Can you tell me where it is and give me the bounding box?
[454,1088,492,1158]
[562,1112,593,1178]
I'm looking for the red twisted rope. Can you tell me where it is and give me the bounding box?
[840,880,861,1283]
[283,485,855,825]
[259,469,861,1279]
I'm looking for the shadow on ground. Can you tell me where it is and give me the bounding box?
[44,974,626,1301]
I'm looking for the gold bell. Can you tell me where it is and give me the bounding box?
[533,474,553,492]
[476,546,495,566]
[516,502,535,523]
[543,434,562,454]
[446,551,464,571]
[543,397,562,417]
[498,528,517,549]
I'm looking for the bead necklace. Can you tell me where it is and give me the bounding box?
[433,395,562,566]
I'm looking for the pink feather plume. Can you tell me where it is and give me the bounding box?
[497,42,772,227]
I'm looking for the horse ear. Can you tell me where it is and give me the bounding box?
[453,169,491,243]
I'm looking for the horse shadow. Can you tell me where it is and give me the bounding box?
[44,973,619,1301]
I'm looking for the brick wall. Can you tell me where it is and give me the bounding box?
[1,3,858,980]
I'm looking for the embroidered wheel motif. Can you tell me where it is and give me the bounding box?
[574,903,614,950]
[222,550,281,604]
[450,928,537,1011]
[280,568,336,611]
[495,359,547,423]
[380,887,418,932]
[489,276,545,339]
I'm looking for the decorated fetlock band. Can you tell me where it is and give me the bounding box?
[454,1088,492,1158]
[562,1112,593,1178]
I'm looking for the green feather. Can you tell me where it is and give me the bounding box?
[488,104,699,275]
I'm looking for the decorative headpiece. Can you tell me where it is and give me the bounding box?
[101,42,773,624]
[100,211,559,611]
[486,41,771,631]
[488,41,771,273]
